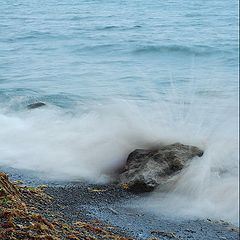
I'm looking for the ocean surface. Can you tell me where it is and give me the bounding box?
[0,0,239,224]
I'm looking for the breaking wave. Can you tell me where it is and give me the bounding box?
[0,92,238,224]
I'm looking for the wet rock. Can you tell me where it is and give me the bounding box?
[27,102,46,109]
[151,230,178,239]
[119,143,203,192]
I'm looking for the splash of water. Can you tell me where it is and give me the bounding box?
[0,90,238,224]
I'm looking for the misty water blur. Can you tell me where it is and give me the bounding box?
[0,0,238,225]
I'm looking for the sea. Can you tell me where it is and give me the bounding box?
[0,0,239,224]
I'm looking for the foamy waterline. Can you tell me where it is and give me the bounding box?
[0,96,238,224]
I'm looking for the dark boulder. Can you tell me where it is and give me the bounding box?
[119,143,203,193]
[27,102,46,109]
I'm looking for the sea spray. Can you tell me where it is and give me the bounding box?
[0,93,238,223]
[0,0,238,226]
[141,108,238,225]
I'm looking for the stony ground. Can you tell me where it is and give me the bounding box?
[44,183,239,240]
[1,167,239,240]
[0,172,133,240]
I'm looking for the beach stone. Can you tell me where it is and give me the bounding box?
[27,102,46,109]
[119,143,203,192]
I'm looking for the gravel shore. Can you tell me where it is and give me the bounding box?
[2,166,239,240]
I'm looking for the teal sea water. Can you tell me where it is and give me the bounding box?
[0,0,238,104]
[0,1,239,224]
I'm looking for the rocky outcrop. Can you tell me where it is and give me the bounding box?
[119,143,203,192]
[0,172,19,197]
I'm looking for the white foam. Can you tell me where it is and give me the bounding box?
[0,94,238,224]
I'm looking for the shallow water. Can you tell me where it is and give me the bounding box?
[0,0,239,224]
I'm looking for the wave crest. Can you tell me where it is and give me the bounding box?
[133,44,224,56]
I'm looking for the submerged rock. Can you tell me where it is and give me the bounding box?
[27,102,46,109]
[119,143,203,193]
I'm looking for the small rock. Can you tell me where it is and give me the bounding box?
[27,102,46,109]
[184,229,196,233]
[151,230,178,239]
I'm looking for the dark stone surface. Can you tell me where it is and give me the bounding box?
[27,102,46,109]
[45,184,239,240]
[2,166,239,240]
[119,143,204,192]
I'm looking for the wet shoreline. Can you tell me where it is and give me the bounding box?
[2,166,239,240]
